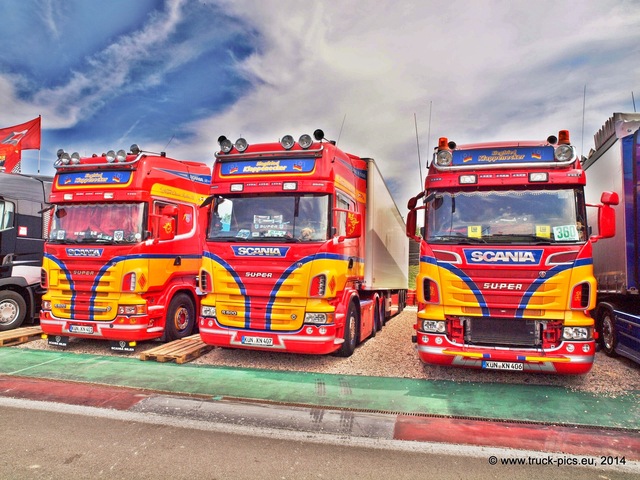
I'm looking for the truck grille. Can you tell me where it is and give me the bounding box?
[465,318,541,347]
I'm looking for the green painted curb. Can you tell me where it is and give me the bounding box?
[1,347,638,430]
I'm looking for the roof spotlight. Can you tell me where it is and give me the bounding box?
[60,152,71,165]
[218,135,233,154]
[130,144,141,155]
[299,134,313,149]
[235,137,248,152]
[116,149,127,162]
[56,149,64,159]
[70,152,81,165]
[106,150,116,163]
[281,135,295,150]
[313,129,325,141]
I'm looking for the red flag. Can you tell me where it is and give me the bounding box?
[0,116,41,150]
[0,144,21,173]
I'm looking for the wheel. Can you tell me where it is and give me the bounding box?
[598,306,618,357]
[334,302,359,357]
[165,293,195,341]
[0,291,27,331]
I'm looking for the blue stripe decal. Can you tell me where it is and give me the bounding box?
[203,251,250,327]
[46,252,203,322]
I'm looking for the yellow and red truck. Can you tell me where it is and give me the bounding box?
[405,130,617,374]
[198,130,408,356]
[39,146,211,350]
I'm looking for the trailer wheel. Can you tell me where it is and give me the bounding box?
[165,293,195,342]
[599,307,618,357]
[0,291,27,331]
[334,302,359,357]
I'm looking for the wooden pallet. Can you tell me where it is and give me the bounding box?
[139,335,213,364]
[0,326,43,346]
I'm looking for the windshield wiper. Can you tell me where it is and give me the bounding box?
[430,234,486,244]
[485,234,554,244]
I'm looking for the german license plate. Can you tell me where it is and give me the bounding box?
[69,324,94,334]
[482,361,524,371]
[241,336,273,346]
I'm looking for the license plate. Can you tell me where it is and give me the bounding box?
[69,324,94,334]
[482,361,524,371]
[241,336,274,346]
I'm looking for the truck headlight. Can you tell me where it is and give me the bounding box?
[421,320,446,333]
[201,305,217,317]
[304,312,334,325]
[562,327,589,340]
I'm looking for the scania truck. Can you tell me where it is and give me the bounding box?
[40,146,211,350]
[405,130,616,374]
[198,130,408,356]
[584,113,640,365]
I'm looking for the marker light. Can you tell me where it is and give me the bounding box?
[459,174,477,184]
[218,136,233,154]
[230,183,244,192]
[529,172,549,182]
[116,149,127,162]
[299,134,313,149]
[106,150,116,163]
[235,138,248,152]
[283,182,298,191]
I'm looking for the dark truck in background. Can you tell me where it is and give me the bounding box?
[0,172,51,330]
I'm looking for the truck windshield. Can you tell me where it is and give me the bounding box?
[49,203,145,244]
[426,188,586,244]
[209,194,330,242]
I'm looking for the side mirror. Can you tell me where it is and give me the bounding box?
[589,191,618,243]
[158,216,176,241]
[333,209,362,242]
[405,193,425,242]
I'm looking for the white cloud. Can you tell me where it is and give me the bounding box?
[180,0,640,210]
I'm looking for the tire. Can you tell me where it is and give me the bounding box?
[0,290,27,331]
[598,306,618,357]
[334,301,359,357]
[165,293,195,342]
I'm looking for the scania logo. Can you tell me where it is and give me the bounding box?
[464,249,543,265]
[232,246,290,257]
[66,248,103,257]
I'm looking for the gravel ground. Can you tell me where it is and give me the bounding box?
[16,307,640,398]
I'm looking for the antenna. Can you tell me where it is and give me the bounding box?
[581,85,586,157]
[633,91,637,112]
[336,114,347,146]
[413,113,424,188]
[164,134,175,151]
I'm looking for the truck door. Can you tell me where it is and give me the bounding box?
[0,198,16,259]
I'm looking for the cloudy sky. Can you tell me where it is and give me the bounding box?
[1,0,639,209]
